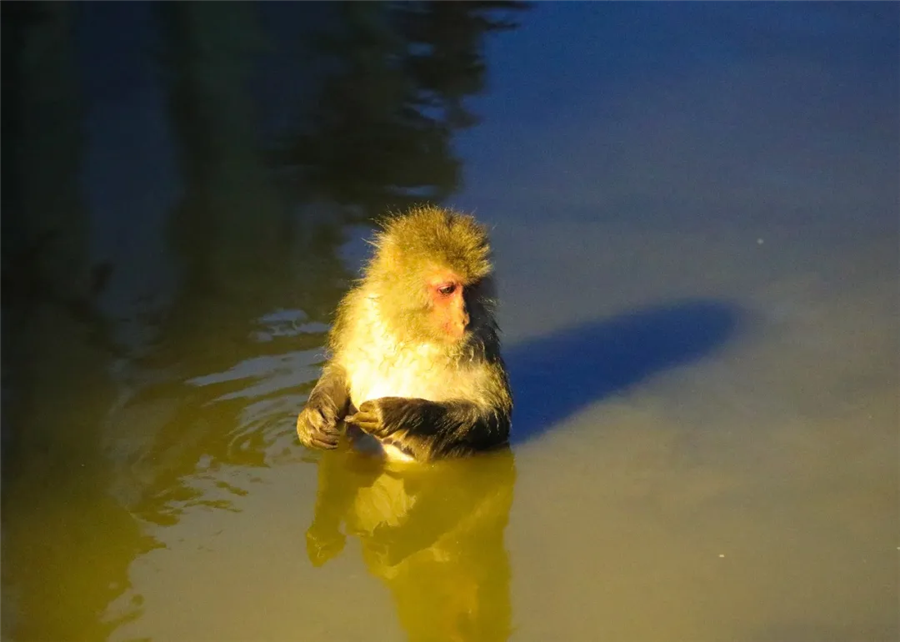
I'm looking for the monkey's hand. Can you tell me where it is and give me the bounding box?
[297,399,343,450]
[345,397,411,440]
[306,523,346,567]
[347,397,505,461]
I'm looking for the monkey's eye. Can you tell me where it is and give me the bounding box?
[438,284,456,296]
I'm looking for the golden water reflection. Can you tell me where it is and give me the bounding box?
[306,447,516,642]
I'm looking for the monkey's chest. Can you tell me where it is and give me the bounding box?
[344,348,472,406]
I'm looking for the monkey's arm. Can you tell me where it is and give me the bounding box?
[346,397,511,460]
[297,363,351,450]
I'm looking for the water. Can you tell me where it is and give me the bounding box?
[2,3,897,641]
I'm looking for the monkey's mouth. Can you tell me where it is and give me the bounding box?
[445,324,476,342]
[444,333,470,345]
[457,328,485,348]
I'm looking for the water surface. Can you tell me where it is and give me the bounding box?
[2,3,897,641]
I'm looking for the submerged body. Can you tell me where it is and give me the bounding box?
[297,206,512,462]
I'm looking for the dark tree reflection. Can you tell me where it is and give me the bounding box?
[276,1,529,221]
[1,4,155,640]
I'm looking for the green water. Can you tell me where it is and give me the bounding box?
[2,3,897,641]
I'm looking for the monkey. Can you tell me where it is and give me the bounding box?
[296,205,512,462]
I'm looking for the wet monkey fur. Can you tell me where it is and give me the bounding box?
[297,206,512,462]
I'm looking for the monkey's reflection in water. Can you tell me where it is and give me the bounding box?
[306,441,516,642]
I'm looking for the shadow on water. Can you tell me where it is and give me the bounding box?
[506,298,742,445]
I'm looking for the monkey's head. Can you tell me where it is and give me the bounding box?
[365,206,498,348]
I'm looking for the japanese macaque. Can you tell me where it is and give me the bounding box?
[297,205,512,462]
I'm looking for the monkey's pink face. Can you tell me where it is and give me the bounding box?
[428,271,470,343]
